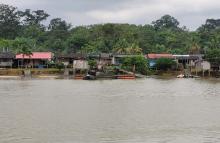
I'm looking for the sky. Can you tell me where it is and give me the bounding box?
[1,0,220,30]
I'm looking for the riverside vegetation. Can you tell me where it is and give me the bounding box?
[0,3,220,75]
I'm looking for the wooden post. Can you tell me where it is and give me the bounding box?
[133,64,136,77]
[17,60,19,68]
[196,67,198,76]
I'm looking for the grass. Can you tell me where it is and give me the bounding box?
[0,68,64,76]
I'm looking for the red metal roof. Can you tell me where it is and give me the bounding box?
[147,54,174,59]
[16,52,53,59]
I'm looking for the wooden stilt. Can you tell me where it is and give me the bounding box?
[195,65,198,76]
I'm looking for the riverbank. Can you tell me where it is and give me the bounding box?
[0,68,63,76]
[0,68,219,80]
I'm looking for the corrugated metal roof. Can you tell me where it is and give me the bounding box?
[16,52,53,59]
[57,53,86,59]
[173,54,203,60]
[0,52,15,59]
[147,54,174,59]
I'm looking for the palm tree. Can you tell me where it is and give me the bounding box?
[127,43,143,55]
[113,39,129,54]
[190,42,201,54]
[189,36,201,54]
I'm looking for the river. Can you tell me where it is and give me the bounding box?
[0,78,220,143]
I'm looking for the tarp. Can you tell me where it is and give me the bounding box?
[73,60,88,69]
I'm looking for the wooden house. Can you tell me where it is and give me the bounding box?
[56,53,86,67]
[0,52,15,68]
[16,52,53,68]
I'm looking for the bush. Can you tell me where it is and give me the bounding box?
[56,63,65,70]
[88,60,97,69]
[205,49,220,64]
[156,58,176,70]
[122,56,148,74]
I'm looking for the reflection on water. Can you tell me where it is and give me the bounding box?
[0,78,220,143]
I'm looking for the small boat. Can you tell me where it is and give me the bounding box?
[83,74,96,80]
[177,74,185,78]
[177,74,200,78]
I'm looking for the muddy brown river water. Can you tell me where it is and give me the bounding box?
[0,78,220,143]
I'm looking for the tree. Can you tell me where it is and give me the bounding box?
[126,43,143,55]
[21,24,44,38]
[1,3,220,58]
[153,15,180,30]
[21,9,49,26]
[113,39,129,54]
[0,39,13,52]
[43,18,71,54]
[138,25,156,53]
[189,35,201,54]
[48,18,71,31]
[198,19,220,32]
[13,38,33,54]
[122,56,148,74]
[80,40,104,54]
[152,44,167,53]
[13,38,34,68]
[45,38,66,54]
[205,49,220,65]
[47,18,71,39]
[66,26,90,53]
[0,4,22,39]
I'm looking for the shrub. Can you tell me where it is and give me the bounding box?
[122,56,148,74]
[88,60,97,69]
[156,58,176,70]
[56,63,65,70]
[205,49,220,64]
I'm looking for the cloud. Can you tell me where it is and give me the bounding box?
[1,0,220,30]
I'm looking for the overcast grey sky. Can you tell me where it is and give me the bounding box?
[2,0,220,30]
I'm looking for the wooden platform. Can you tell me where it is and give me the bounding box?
[74,75,84,80]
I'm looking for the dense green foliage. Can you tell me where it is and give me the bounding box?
[205,49,220,64]
[122,56,148,74]
[156,58,177,70]
[88,60,97,69]
[0,3,220,58]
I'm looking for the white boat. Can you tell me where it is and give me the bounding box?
[177,74,185,78]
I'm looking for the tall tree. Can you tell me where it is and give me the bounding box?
[13,38,34,68]
[153,15,180,30]
[48,18,71,39]
[0,4,22,39]
[21,9,49,26]
[49,18,71,31]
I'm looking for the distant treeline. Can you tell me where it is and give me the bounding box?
[0,3,220,59]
